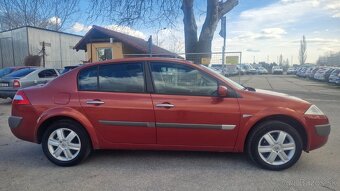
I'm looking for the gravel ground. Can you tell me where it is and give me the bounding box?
[0,75,339,191]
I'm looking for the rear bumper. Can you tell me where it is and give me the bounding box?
[329,78,340,84]
[0,90,16,99]
[9,103,39,143]
[8,116,23,129]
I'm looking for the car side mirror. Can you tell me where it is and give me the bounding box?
[218,86,228,97]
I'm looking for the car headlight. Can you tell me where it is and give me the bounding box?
[304,105,325,115]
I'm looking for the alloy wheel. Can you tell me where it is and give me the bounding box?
[257,130,296,166]
[47,128,81,161]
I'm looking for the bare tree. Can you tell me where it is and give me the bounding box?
[299,35,307,65]
[279,54,283,66]
[88,0,238,63]
[0,0,80,31]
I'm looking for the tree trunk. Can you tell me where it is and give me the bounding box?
[181,0,238,64]
[195,0,219,64]
[181,0,198,62]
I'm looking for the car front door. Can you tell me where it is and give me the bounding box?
[78,62,156,144]
[150,62,240,148]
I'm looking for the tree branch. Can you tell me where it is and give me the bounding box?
[218,0,238,18]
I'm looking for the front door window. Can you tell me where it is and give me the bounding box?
[150,62,218,96]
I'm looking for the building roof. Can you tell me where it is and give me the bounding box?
[0,25,83,37]
[74,25,178,57]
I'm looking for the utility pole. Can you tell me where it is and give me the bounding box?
[42,41,46,67]
[148,36,153,57]
[219,16,227,74]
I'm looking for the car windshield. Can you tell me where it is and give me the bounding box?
[5,68,37,78]
[0,68,15,77]
[201,65,244,90]
[331,69,340,75]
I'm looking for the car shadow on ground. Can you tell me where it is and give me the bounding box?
[83,149,255,171]
[3,142,256,171]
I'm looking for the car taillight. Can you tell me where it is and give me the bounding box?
[13,80,20,88]
[12,90,31,105]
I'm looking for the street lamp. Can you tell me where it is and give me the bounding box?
[156,27,167,46]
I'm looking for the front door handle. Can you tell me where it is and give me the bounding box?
[86,100,105,105]
[156,103,175,108]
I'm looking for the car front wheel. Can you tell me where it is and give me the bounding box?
[247,121,303,171]
[42,119,92,166]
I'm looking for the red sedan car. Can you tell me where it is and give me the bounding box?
[8,58,330,170]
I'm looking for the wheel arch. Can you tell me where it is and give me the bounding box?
[35,108,100,149]
[242,114,308,152]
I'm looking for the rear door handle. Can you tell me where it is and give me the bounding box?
[156,103,175,108]
[86,100,105,105]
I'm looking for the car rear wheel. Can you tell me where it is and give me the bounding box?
[42,119,92,166]
[247,121,303,171]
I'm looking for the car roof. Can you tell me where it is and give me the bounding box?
[80,57,191,68]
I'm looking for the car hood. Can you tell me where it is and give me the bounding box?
[254,89,308,103]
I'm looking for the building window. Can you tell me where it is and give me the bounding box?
[97,48,112,61]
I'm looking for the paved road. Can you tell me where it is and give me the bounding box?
[0,75,339,191]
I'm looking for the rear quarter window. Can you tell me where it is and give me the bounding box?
[78,66,98,91]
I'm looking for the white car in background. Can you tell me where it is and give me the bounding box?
[272,66,283,74]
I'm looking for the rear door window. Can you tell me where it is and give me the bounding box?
[38,69,58,78]
[78,63,145,93]
[98,63,145,93]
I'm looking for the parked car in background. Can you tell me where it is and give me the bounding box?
[329,68,340,85]
[239,64,256,75]
[308,67,320,79]
[272,66,283,74]
[8,57,330,170]
[61,65,82,74]
[0,68,59,99]
[209,64,227,76]
[313,68,328,81]
[296,67,309,77]
[0,66,31,78]
[324,68,336,82]
[225,65,239,76]
[256,67,268,74]
[286,67,297,75]
[236,65,246,75]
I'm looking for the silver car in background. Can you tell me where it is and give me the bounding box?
[0,67,59,99]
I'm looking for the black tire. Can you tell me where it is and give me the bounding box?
[42,119,92,166]
[246,120,303,171]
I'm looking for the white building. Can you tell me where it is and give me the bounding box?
[0,26,85,69]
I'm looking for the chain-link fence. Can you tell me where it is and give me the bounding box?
[124,51,242,77]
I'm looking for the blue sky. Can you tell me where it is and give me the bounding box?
[66,0,340,64]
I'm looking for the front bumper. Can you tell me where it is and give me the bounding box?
[304,115,330,151]
[0,90,16,99]
[314,124,331,136]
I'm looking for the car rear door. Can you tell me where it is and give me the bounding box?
[149,62,240,148]
[78,62,156,144]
